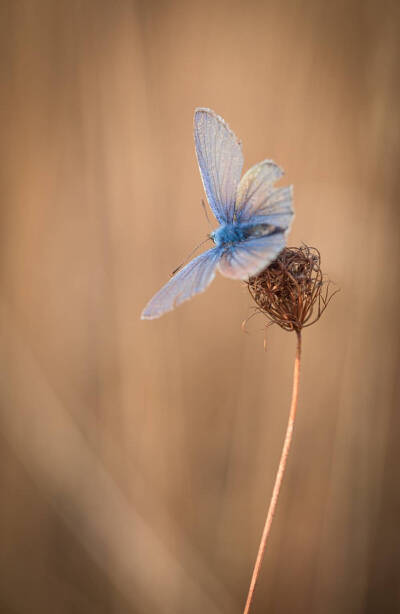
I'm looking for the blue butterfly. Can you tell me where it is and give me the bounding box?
[141,108,294,320]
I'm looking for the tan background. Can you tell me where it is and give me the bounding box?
[1,1,399,613]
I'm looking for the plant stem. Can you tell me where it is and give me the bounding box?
[243,329,302,614]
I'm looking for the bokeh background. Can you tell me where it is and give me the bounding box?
[1,1,399,612]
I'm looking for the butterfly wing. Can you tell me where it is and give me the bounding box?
[218,232,286,280]
[218,159,293,280]
[141,247,222,319]
[234,160,294,231]
[194,108,243,224]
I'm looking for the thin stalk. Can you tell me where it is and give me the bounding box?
[243,329,302,614]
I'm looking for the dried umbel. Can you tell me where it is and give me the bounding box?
[247,245,336,332]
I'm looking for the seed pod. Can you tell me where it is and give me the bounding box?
[247,245,337,332]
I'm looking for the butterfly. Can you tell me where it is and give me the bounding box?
[141,108,294,320]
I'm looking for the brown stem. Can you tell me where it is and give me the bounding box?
[243,329,302,614]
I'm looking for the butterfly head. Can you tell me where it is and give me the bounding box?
[210,223,248,247]
[210,222,283,248]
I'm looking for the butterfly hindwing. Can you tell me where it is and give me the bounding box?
[235,160,294,231]
[218,232,286,280]
[246,186,294,230]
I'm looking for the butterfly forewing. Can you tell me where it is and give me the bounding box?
[141,248,222,319]
[194,108,243,224]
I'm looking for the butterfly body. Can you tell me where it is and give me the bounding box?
[141,108,294,320]
[211,222,283,247]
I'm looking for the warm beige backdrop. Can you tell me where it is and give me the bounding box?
[1,1,399,613]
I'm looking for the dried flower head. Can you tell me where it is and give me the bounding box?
[247,245,337,332]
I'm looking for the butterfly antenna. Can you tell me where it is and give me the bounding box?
[201,199,213,229]
[171,236,213,276]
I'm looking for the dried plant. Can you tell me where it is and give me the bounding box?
[242,245,337,614]
[247,245,337,333]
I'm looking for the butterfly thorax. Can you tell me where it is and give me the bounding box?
[211,222,281,247]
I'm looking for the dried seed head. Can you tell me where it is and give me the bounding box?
[247,246,337,332]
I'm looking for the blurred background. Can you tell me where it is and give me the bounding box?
[0,0,399,612]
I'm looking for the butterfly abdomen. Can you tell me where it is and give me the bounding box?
[212,222,283,247]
